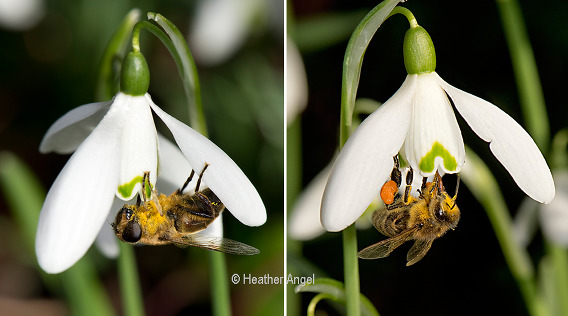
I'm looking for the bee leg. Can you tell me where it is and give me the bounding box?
[391,156,402,185]
[177,169,196,195]
[384,156,402,210]
[449,174,460,209]
[419,177,428,197]
[454,174,460,199]
[403,168,413,204]
[194,163,210,193]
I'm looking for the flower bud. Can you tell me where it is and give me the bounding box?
[120,51,150,96]
[403,26,436,74]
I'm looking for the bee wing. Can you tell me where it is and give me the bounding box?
[357,227,417,259]
[406,239,433,266]
[164,235,259,255]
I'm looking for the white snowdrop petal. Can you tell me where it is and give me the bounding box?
[117,94,158,200]
[94,200,125,259]
[189,0,254,65]
[36,102,124,274]
[0,0,44,31]
[156,134,197,195]
[438,74,555,203]
[149,102,266,226]
[512,197,540,248]
[289,163,330,240]
[540,171,568,245]
[286,38,308,125]
[40,101,111,154]
[405,73,463,176]
[321,75,416,232]
[197,213,224,238]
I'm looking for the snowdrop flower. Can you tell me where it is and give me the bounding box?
[36,52,266,273]
[321,24,555,232]
[189,0,266,65]
[0,0,44,31]
[514,170,568,246]
[286,38,308,125]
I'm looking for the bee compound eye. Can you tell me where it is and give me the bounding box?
[122,221,142,243]
[433,204,447,221]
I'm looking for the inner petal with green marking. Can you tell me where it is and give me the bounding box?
[118,175,144,199]
[419,141,457,173]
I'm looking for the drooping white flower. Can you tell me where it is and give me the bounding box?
[37,53,266,274]
[188,0,266,65]
[514,170,568,247]
[321,25,554,232]
[286,38,308,125]
[0,0,44,31]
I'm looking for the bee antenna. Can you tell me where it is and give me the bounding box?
[195,163,210,192]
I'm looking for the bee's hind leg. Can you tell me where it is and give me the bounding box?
[176,163,210,195]
[194,163,210,192]
[176,169,196,195]
[402,168,413,204]
[385,156,403,210]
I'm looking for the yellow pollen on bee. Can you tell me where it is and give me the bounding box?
[137,200,168,235]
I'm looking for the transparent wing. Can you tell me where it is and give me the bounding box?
[406,239,433,266]
[357,227,417,259]
[163,235,259,255]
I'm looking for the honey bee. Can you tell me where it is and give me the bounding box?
[358,156,460,266]
[112,164,259,255]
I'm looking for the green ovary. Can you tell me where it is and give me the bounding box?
[418,142,457,173]
[118,175,144,199]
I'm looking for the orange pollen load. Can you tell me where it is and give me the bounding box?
[380,180,399,205]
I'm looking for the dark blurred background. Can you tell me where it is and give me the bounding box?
[290,0,567,315]
[0,0,283,315]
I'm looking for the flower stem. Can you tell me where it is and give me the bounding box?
[307,293,336,316]
[287,117,303,316]
[339,1,403,314]
[118,243,145,316]
[340,0,403,145]
[388,7,417,28]
[132,14,207,136]
[96,9,141,101]
[146,12,207,136]
[495,0,549,151]
[209,251,231,316]
[342,224,360,316]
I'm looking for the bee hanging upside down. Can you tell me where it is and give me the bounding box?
[112,163,259,255]
[358,156,460,266]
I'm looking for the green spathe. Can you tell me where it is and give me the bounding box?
[403,26,436,75]
[419,141,458,173]
[120,52,150,96]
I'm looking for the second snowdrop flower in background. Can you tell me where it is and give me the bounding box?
[36,51,266,274]
[321,22,555,232]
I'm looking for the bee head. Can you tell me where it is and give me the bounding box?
[432,193,461,228]
[114,205,142,243]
